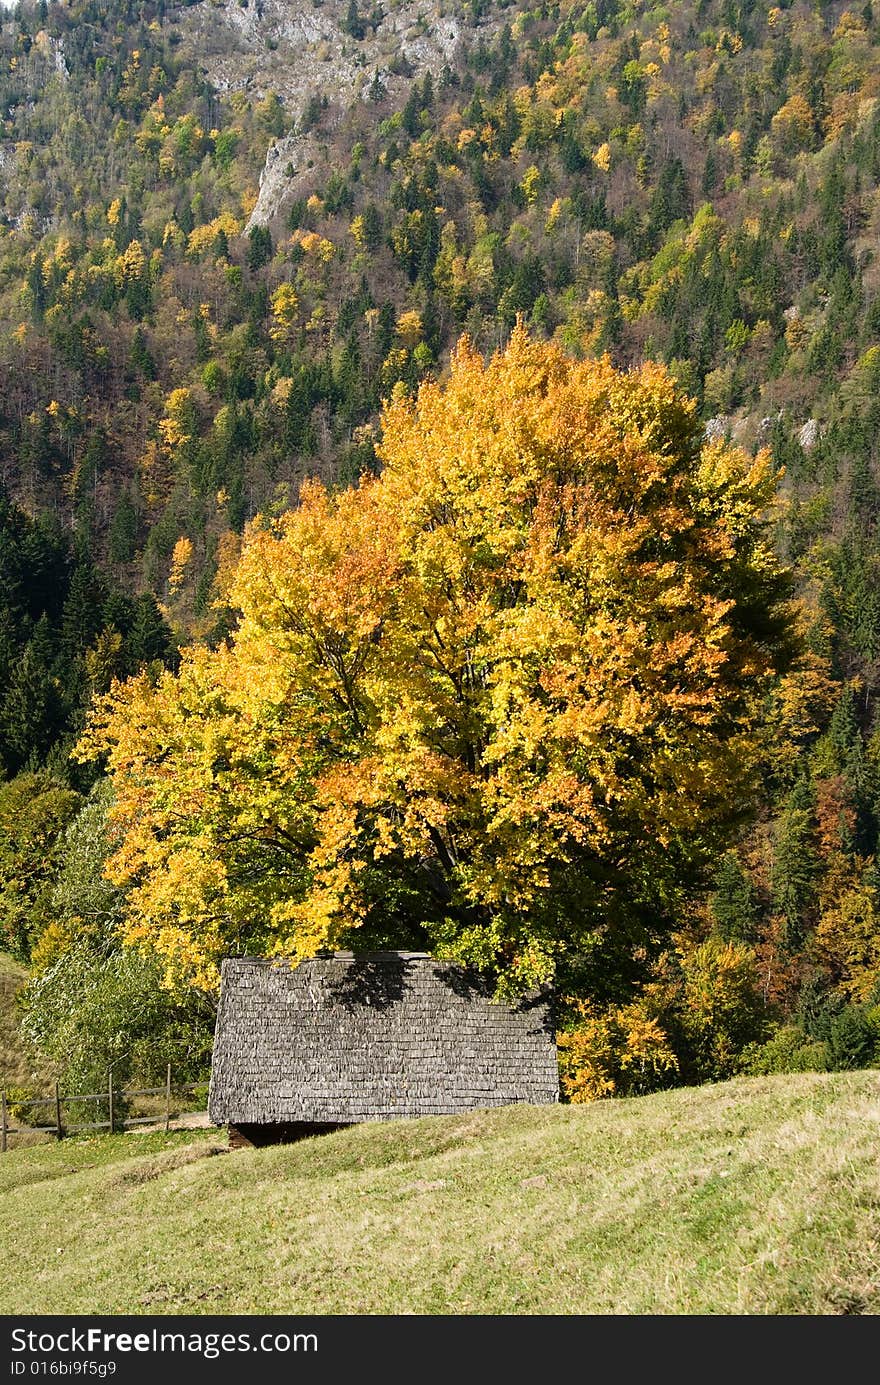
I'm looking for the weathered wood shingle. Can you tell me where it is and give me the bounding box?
[208,952,559,1125]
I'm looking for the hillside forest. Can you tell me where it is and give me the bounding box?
[3,0,880,1103]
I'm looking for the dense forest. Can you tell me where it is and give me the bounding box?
[2,0,880,1101]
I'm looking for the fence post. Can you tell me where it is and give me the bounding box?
[1,1091,7,1153]
[55,1082,62,1141]
[165,1063,172,1133]
[108,1072,114,1135]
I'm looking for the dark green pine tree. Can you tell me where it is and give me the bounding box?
[125,595,174,667]
[701,146,718,196]
[124,265,151,321]
[74,430,108,537]
[647,157,690,244]
[335,333,363,429]
[343,0,365,39]
[0,617,63,773]
[61,564,104,661]
[247,224,273,272]
[359,203,384,252]
[710,852,758,942]
[284,369,318,454]
[771,778,818,952]
[212,226,230,261]
[401,84,423,138]
[26,250,47,321]
[108,489,139,564]
[10,510,70,629]
[128,327,156,381]
[828,683,861,769]
[827,684,880,858]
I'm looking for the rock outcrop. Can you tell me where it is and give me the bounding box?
[179,0,487,227]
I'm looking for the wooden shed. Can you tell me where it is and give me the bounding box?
[208,952,558,1147]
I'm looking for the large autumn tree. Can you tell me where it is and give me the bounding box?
[81,329,796,995]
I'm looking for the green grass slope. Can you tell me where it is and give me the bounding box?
[1,1072,878,1315]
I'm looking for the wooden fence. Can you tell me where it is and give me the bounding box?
[0,1067,208,1150]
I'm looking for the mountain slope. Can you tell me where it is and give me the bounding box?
[0,0,879,1091]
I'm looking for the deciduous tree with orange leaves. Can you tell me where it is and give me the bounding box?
[80,328,796,996]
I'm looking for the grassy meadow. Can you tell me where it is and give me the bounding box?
[1,1071,878,1315]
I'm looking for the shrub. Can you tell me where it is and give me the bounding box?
[20,940,214,1098]
[4,1085,55,1129]
[742,991,880,1075]
[663,936,771,1083]
[558,1001,679,1102]
[560,936,771,1099]
[739,1025,830,1075]
[828,1003,880,1069]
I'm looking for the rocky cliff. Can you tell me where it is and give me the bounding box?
[180,0,489,227]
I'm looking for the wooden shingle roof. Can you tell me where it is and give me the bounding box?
[208,952,558,1125]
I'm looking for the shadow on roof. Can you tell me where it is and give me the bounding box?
[325,953,409,1011]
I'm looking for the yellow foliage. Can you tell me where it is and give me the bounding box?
[814,884,880,1000]
[825,90,861,139]
[834,10,867,38]
[270,377,293,407]
[269,282,300,345]
[80,329,794,993]
[762,643,836,774]
[558,1001,678,1102]
[520,164,542,206]
[138,439,172,513]
[158,388,195,458]
[186,213,241,258]
[784,312,810,351]
[544,197,568,234]
[169,537,194,595]
[295,230,335,263]
[395,310,423,349]
[771,93,814,152]
[162,221,183,248]
[30,917,87,973]
[212,529,242,605]
[117,240,146,285]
